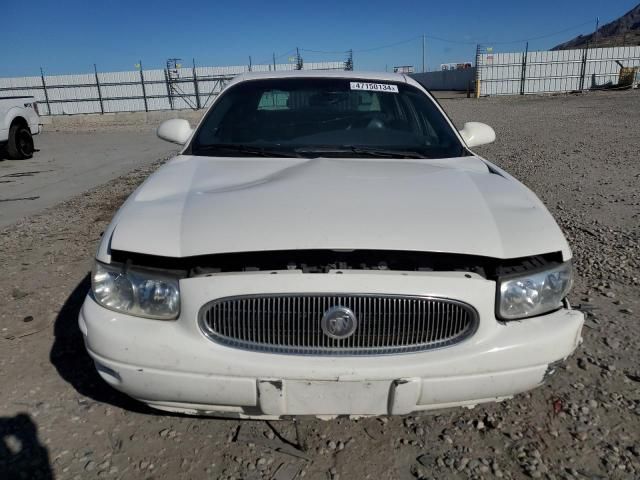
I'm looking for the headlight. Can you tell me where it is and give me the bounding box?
[497,261,573,320]
[92,261,180,319]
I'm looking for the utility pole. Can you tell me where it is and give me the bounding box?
[594,17,599,49]
[273,52,276,71]
[248,56,252,72]
[422,34,426,73]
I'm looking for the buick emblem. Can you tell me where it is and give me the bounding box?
[321,306,358,339]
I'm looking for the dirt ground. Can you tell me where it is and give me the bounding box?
[1,90,639,480]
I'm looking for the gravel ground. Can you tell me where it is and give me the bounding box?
[1,90,639,480]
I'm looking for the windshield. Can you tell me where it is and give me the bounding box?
[190,78,465,159]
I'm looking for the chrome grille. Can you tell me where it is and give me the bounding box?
[199,294,478,355]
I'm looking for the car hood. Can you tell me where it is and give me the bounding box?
[105,155,570,261]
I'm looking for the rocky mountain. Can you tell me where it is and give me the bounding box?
[552,3,640,50]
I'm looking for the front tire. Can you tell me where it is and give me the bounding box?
[7,123,35,159]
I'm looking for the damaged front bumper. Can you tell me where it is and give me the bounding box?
[78,270,584,418]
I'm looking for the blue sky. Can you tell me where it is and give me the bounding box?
[1,0,637,77]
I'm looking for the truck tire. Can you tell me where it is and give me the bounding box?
[7,123,34,159]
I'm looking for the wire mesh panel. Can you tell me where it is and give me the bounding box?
[0,61,347,115]
[477,45,640,96]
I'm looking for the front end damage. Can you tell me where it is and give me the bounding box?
[79,249,584,418]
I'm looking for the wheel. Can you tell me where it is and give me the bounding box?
[7,123,34,159]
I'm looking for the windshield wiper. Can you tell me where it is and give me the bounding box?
[193,144,304,158]
[294,145,428,159]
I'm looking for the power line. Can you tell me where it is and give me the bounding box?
[424,18,594,45]
[301,48,349,55]
[484,19,595,45]
[251,18,599,71]
[353,36,423,53]
[274,49,297,60]
[254,48,297,67]
[301,36,422,55]
[300,18,598,58]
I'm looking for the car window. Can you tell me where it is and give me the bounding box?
[191,78,464,159]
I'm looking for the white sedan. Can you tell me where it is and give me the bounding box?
[79,70,583,418]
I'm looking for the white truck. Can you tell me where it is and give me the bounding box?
[0,96,41,159]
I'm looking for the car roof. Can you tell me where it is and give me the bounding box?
[238,69,406,82]
[228,69,425,90]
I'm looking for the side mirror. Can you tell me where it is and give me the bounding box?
[459,122,496,148]
[157,119,193,145]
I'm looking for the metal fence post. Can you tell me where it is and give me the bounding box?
[474,45,481,98]
[164,68,173,110]
[296,47,303,70]
[520,42,529,95]
[40,67,51,115]
[94,64,104,114]
[346,49,354,71]
[579,46,589,92]
[192,59,201,109]
[138,60,148,112]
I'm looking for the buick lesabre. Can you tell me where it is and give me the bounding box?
[79,71,584,418]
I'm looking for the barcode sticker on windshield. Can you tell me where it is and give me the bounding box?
[350,82,399,93]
